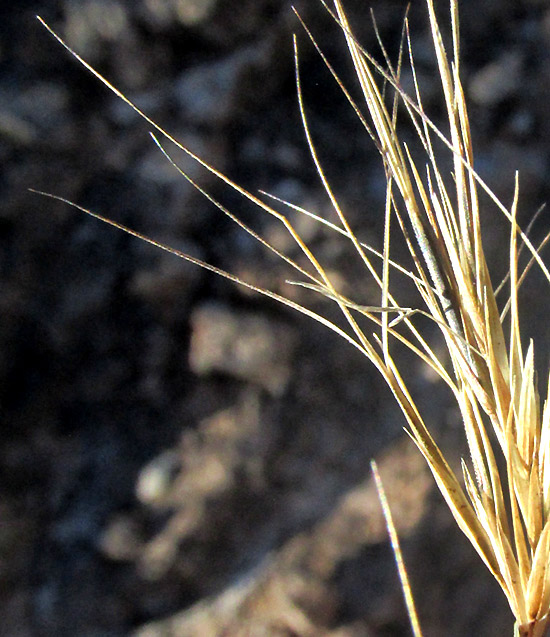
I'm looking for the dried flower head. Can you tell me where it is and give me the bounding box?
[35,1,550,634]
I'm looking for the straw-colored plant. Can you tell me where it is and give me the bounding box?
[35,0,550,635]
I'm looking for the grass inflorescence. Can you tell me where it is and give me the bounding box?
[35,1,550,634]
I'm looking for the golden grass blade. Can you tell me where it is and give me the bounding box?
[292,37,382,311]
[321,3,550,289]
[382,181,392,359]
[406,424,501,580]
[28,189,371,357]
[149,135,326,290]
[464,384,510,539]
[259,189,434,294]
[527,520,550,620]
[500,227,550,322]
[371,460,423,637]
[36,16,345,299]
[540,382,550,516]
[505,416,531,621]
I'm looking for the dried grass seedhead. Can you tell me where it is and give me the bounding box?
[35,1,550,634]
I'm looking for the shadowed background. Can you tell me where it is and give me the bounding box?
[3,0,550,635]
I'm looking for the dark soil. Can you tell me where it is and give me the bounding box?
[3,1,550,635]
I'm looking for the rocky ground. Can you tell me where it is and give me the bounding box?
[3,0,550,635]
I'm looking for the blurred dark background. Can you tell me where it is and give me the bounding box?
[3,0,550,635]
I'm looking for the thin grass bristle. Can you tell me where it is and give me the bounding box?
[35,1,550,634]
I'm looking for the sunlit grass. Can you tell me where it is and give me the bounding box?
[35,2,550,634]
